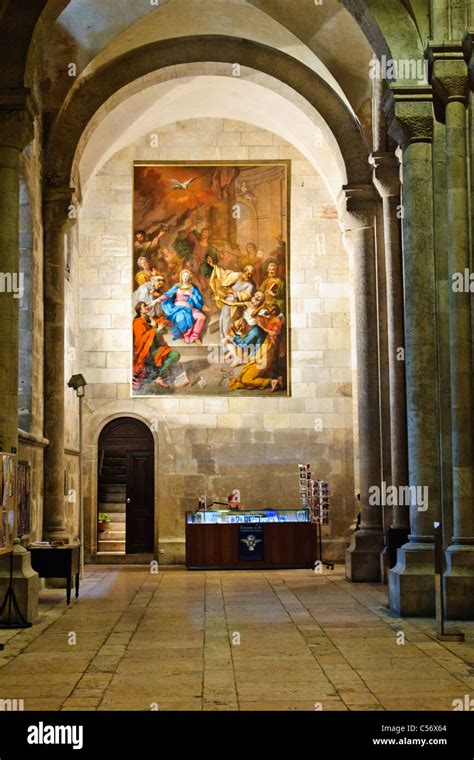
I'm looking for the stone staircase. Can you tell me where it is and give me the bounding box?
[98,454,127,554]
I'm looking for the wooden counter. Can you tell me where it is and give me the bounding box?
[29,544,80,604]
[186,521,316,570]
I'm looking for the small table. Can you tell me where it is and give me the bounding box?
[29,544,80,605]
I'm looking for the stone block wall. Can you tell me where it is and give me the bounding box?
[78,118,356,562]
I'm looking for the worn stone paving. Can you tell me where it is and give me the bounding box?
[1,566,474,711]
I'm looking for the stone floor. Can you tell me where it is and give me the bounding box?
[1,565,474,711]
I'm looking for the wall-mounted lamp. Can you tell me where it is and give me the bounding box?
[68,374,87,398]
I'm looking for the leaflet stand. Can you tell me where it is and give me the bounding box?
[299,465,334,571]
[0,548,31,629]
[312,480,334,571]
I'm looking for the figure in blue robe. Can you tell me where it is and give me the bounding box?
[159,283,205,341]
[233,324,266,352]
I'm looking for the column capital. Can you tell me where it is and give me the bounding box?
[43,185,77,233]
[370,151,401,199]
[0,88,34,151]
[383,84,433,148]
[337,184,377,232]
[427,41,470,107]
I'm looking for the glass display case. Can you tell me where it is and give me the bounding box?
[186,508,309,525]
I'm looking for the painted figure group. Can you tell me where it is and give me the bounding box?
[132,225,287,393]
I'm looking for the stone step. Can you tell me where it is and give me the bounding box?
[101,483,126,492]
[97,539,126,552]
[99,529,125,540]
[99,503,126,514]
[99,489,126,503]
[108,514,126,524]
[107,521,126,530]
[100,467,127,485]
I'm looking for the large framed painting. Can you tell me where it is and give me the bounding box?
[132,161,290,396]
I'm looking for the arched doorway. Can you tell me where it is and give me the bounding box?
[97,418,154,555]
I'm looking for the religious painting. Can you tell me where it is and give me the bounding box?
[0,453,16,555]
[132,161,290,396]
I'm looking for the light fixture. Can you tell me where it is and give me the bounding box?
[68,374,87,397]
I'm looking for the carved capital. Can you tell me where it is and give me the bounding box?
[384,84,433,148]
[370,151,401,199]
[43,186,76,233]
[0,88,34,151]
[428,42,470,107]
[338,184,377,232]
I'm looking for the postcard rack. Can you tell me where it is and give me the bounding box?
[298,464,334,570]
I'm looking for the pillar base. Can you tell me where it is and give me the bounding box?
[42,527,71,544]
[0,545,40,624]
[345,529,384,582]
[388,541,435,616]
[444,544,474,620]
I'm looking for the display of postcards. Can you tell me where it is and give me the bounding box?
[7,509,14,544]
[2,456,8,508]
[298,465,312,507]
[0,511,6,548]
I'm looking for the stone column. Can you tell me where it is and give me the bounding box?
[375,200,392,537]
[372,79,393,557]
[385,85,441,616]
[431,45,474,618]
[43,187,74,542]
[341,185,385,582]
[432,116,453,547]
[430,0,449,40]
[371,151,409,531]
[0,91,39,623]
[0,91,33,454]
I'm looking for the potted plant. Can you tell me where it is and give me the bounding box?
[98,513,111,533]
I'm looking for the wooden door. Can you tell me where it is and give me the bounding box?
[98,418,154,556]
[125,450,154,554]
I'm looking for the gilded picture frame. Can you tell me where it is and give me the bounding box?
[131,161,290,397]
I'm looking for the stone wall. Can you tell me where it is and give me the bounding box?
[78,117,356,562]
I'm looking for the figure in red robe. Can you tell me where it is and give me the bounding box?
[133,302,180,391]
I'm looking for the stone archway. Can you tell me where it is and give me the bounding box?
[84,407,166,564]
[97,417,154,557]
[45,35,371,191]
[73,66,349,202]
[41,30,385,581]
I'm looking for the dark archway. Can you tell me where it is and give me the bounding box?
[98,417,154,556]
